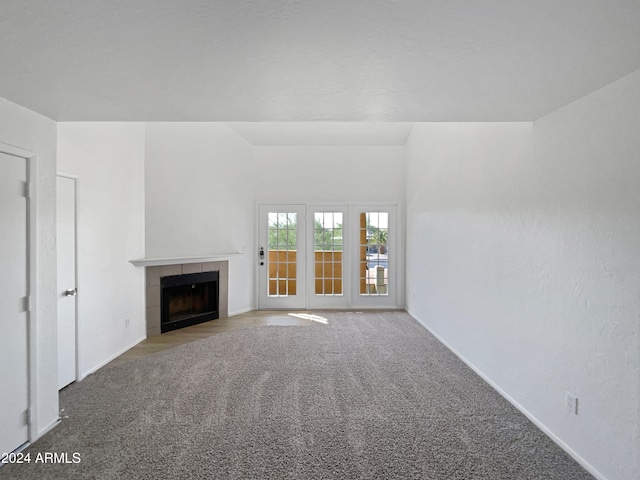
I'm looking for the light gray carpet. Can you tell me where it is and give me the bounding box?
[1,311,593,479]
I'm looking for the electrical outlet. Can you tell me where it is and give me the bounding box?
[566,391,578,415]
[125,318,130,328]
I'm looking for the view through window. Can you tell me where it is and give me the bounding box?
[267,212,297,296]
[314,212,343,295]
[360,212,389,296]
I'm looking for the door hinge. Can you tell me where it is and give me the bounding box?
[22,296,31,312]
[24,408,31,425]
[23,181,31,198]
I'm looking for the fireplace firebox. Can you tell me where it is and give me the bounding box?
[160,271,219,333]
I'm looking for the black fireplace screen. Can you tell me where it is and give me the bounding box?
[160,271,219,333]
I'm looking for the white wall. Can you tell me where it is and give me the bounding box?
[0,97,58,437]
[145,123,255,315]
[254,146,407,307]
[57,123,146,378]
[405,69,640,480]
[253,146,406,204]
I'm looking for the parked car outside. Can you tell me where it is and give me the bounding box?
[366,253,388,270]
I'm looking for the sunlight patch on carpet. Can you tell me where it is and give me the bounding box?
[288,312,329,324]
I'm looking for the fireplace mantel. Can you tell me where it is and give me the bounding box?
[130,253,244,268]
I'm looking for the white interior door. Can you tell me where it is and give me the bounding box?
[0,152,30,453]
[56,175,77,390]
[258,205,306,309]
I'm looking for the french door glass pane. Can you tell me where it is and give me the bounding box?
[268,212,297,296]
[360,212,389,296]
[314,212,343,296]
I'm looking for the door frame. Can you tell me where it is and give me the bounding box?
[256,203,403,310]
[0,141,39,445]
[257,204,307,309]
[348,204,400,309]
[306,205,350,309]
[56,172,80,387]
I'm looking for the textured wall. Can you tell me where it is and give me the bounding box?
[405,69,640,480]
[57,123,147,378]
[144,123,255,315]
[0,97,59,437]
[253,146,406,204]
[253,145,406,308]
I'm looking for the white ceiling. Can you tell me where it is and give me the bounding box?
[1,0,640,123]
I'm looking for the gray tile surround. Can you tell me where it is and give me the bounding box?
[145,261,229,336]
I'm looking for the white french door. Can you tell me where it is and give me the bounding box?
[307,206,349,308]
[258,205,306,309]
[258,204,399,310]
[350,206,398,309]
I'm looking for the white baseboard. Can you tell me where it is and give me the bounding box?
[407,309,607,480]
[78,335,146,381]
[228,307,253,317]
[37,418,61,438]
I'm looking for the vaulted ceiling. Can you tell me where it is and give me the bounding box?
[2,0,640,122]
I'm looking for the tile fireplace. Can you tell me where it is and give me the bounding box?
[145,261,228,336]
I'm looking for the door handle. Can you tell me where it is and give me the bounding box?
[64,288,77,297]
[259,247,265,265]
